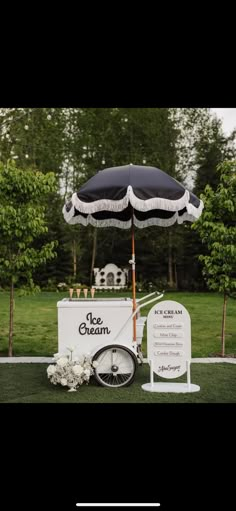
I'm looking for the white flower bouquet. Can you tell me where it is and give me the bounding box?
[47,346,98,392]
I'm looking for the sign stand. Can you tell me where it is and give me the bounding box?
[187,360,191,391]
[142,300,200,394]
[143,359,200,393]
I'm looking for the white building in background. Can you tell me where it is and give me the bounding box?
[93,263,128,289]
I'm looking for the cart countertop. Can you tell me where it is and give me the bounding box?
[57,298,133,308]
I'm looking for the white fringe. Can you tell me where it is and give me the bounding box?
[177,212,201,224]
[62,197,204,228]
[186,199,204,218]
[63,210,131,229]
[91,218,131,228]
[65,213,194,229]
[72,191,130,213]
[129,186,190,212]
[134,214,178,228]
[68,186,191,214]
[62,204,76,222]
[135,207,204,228]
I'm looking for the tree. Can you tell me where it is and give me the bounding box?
[0,161,58,356]
[193,160,236,356]
[0,108,66,175]
[168,109,236,290]
[194,116,236,196]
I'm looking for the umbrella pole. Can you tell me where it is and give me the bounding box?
[131,210,137,342]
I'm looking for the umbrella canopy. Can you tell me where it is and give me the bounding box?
[63,164,203,228]
[63,164,204,343]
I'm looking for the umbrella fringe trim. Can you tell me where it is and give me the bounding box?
[177,213,201,224]
[72,192,130,213]
[134,212,203,228]
[62,209,202,229]
[69,187,191,214]
[186,199,204,218]
[129,187,191,212]
[62,203,76,222]
[134,214,179,228]
[63,212,132,229]
[62,202,204,228]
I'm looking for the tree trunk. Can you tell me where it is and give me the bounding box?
[90,228,97,286]
[168,231,174,288]
[221,292,227,357]
[174,260,178,290]
[8,278,14,357]
[72,239,77,280]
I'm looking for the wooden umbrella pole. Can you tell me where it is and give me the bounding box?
[131,210,137,342]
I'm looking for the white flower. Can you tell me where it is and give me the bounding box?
[24,125,29,130]
[57,357,68,367]
[47,365,56,376]
[92,360,99,368]
[53,352,61,359]
[66,345,75,352]
[47,352,94,390]
[47,114,52,120]
[68,387,77,392]
[73,365,83,376]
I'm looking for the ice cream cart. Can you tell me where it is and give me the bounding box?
[57,291,163,388]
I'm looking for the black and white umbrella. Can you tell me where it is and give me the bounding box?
[63,164,203,340]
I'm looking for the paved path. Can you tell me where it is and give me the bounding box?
[0,357,54,363]
[0,357,235,364]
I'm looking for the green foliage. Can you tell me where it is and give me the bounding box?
[193,160,236,295]
[0,108,66,173]
[0,161,58,288]
[193,116,236,195]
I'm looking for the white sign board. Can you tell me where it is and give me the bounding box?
[147,300,191,379]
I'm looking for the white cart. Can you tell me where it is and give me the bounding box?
[57,291,163,388]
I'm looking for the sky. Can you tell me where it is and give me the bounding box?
[211,108,236,135]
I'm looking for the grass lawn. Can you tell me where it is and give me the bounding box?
[0,291,235,357]
[0,362,235,402]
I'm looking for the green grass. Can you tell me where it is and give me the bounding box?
[0,291,235,357]
[0,362,235,402]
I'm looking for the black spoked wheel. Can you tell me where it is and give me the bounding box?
[92,344,137,388]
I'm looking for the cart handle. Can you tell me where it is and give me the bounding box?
[113,291,164,342]
[136,291,157,303]
[133,291,164,317]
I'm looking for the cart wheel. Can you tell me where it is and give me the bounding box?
[92,344,137,388]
